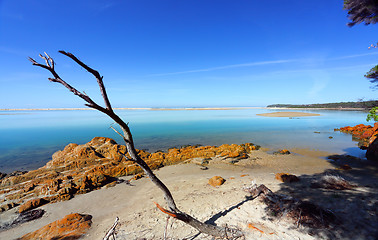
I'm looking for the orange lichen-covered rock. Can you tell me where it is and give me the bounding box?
[275,173,299,183]
[0,137,261,212]
[274,149,291,155]
[208,176,226,187]
[19,198,49,213]
[19,213,92,240]
[336,123,378,148]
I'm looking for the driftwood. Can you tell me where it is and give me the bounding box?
[29,51,242,239]
[103,217,119,240]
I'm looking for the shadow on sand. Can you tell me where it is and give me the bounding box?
[266,153,378,239]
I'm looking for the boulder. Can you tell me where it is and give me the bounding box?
[19,213,92,240]
[208,176,226,187]
[366,136,378,161]
[275,173,299,183]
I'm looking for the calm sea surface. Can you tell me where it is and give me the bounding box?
[0,108,369,173]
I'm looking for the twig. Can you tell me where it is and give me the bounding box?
[103,217,119,240]
[164,216,171,240]
[296,210,302,228]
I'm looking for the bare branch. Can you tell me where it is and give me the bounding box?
[103,217,119,240]
[30,51,243,239]
[110,125,129,144]
[58,50,113,111]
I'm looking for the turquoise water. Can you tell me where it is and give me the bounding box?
[0,108,369,173]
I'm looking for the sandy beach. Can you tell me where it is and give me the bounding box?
[1,147,377,240]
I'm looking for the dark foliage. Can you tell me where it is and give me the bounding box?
[344,0,378,26]
[365,64,378,87]
[267,100,378,109]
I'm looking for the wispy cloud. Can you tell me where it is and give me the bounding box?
[148,51,378,77]
[328,51,378,61]
[148,59,296,76]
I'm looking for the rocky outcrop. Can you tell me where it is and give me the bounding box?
[336,123,378,160]
[0,137,260,213]
[19,198,49,213]
[19,213,92,240]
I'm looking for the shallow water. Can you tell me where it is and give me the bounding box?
[0,108,369,173]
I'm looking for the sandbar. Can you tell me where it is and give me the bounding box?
[257,111,320,117]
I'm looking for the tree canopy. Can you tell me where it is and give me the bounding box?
[344,0,378,88]
[343,0,378,26]
[365,65,378,87]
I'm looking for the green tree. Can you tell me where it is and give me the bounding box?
[366,106,378,121]
[365,64,378,88]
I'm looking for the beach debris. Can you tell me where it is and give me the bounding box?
[103,216,119,240]
[312,174,354,189]
[200,166,209,170]
[208,176,226,187]
[273,149,291,155]
[275,173,299,183]
[19,213,92,240]
[244,182,336,228]
[311,175,356,190]
[247,223,264,233]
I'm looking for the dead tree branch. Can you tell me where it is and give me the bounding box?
[103,217,119,240]
[29,51,241,239]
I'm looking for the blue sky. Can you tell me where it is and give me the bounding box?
[0,0,377,108]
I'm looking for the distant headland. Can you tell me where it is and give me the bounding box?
[267,100,378,110]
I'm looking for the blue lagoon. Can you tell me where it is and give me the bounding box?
[0,108,369,173]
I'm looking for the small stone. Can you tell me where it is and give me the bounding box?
[208,176,225,187]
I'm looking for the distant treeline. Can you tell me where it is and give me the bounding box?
[267,101,378,109]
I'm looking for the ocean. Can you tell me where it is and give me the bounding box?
[0,108,369,173]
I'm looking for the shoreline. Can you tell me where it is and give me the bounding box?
[0,107,366,111]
